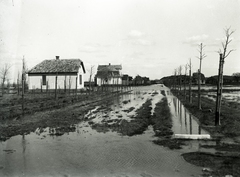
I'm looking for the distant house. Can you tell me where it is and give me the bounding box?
[28,56,86,90]
[128,76,133,85]
[133,75,143,85]
[95,63,122,86]
[142,77,150,85]
[122,74,129,85]
[192,72,205,85]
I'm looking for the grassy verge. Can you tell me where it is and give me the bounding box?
[151,96,185,149]
[151,97,172,137]
[182,152,240,177]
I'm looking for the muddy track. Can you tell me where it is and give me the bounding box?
[0,92,125,141]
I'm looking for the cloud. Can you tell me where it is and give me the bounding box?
[79,45,99,53]
[184,34,209,46]
[128,30,145,38]
[79,43,111,53]
[126,30,155,46]
[131,39,155,46]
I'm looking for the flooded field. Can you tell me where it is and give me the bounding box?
[0,85,213,177]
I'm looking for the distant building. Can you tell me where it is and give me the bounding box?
[142,77,150,85]
[95,63,122,86]
[28,56,86,90]
[192,72,205,85]
[122,74,130,85]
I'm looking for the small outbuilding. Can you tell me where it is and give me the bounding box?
[28,56,85,90]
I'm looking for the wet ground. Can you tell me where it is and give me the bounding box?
[0,84,218,177]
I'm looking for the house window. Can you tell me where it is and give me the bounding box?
[79,74,82,85]
[42,75,46,85]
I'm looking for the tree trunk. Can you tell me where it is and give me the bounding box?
[215,54,223,126]
[198,69,201,110]
[189,68,192,104]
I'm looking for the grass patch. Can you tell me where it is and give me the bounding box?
[151,97,173,137]
[182,152,240,176]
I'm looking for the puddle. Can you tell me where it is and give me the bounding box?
[0,121,203,177]
[0,84,216,177]
[168,96,209,135]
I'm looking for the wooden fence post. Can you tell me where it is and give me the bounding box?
[46,81,48,94]
[55,74,58,99]
[40,79,42,93]
[76,76,77,97]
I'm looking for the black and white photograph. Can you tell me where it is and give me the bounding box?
[0,0,240,176]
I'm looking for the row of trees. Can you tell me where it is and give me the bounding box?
[170,27,235,126]
[1,57,27,96]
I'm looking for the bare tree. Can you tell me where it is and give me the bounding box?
[196,43,207,110]
[88,65,95,92]
[178,65,182,95]
[22,56,28,94]
[173,68,177,91]
[1,63,12,96]
[215,27,235,126]
[187,58,193,104]
[184,64,188,100]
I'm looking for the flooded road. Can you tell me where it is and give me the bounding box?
[0,85,206,177]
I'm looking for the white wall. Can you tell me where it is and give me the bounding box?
[96,77,122,86]
[28,69,84,90]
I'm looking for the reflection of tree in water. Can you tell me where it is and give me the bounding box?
[185,108,188,133]
[22,134,26,153]
[22,134,27,174]
[173,97,177,115]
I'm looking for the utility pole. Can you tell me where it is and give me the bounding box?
[215,27,235,126]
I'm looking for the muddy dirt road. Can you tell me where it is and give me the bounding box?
[0,85,208,177]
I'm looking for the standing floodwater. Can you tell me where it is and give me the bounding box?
[169,96,209,135]
[0,85,204,177]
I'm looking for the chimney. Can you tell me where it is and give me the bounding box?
[56,56,60,60]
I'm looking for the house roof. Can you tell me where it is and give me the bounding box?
[28,59,85,74]
[97,64,122,71]
[95,64,122,78]
[192,72,205,79]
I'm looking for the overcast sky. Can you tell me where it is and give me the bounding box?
[1,0,240,81]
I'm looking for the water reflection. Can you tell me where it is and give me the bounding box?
[170,97,209,135]
[22,134,26,175]
[0,85,209,177]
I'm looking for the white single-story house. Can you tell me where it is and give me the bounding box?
[95,64,122,86]
[28,56,86,90]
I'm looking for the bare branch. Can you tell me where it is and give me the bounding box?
[224,49,236,59]
[220,27,235,59]
[1,63,12,90]
[221,42,225,49]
